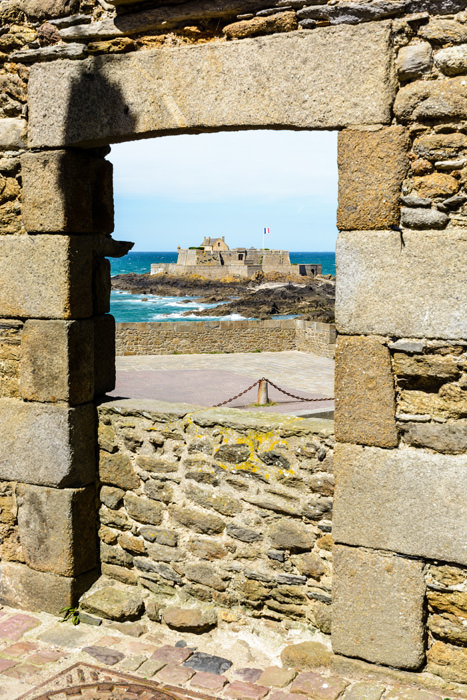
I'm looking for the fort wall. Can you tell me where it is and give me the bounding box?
[115,319,336,358]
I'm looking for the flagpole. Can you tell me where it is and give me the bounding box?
[262,227,264,250]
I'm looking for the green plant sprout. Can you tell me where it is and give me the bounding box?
[60,606,80,625]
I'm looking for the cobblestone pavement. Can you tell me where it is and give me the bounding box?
[112,351,334,416]
[0,605,465,700]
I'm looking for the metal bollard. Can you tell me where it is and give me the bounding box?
[257,379,269,406]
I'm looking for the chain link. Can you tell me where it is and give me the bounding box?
[213,377,334,407]
[213,379,262,407]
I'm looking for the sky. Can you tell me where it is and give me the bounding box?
[110,130,338,252]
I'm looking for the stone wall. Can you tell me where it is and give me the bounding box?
[96,399,334,631]
[0,0,466,685]
[115,319,336,358]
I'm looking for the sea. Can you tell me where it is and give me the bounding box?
[110,251,336,323]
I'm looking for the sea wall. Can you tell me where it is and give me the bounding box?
[96,399,334,631]
[115,319,336,358]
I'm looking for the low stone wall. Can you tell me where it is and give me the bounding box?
[96,400,334,632]
[115,319,336,358]
[296,321,336,359]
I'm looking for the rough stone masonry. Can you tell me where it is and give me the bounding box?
[0,0,465,688]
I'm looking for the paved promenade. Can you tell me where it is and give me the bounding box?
[0,603,464,699]
[112,351,335,416]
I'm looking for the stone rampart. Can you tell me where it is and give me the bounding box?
[96,400,334,631]
[115,319,336,358]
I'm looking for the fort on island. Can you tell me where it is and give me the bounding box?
[150,236,322,279]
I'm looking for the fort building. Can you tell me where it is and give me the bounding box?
[150,239,322,279]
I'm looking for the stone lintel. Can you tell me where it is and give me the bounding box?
[21,150,114,234]
[0,399,96,487]
[17,484,97,577]
[0,235,93,320]
[28,23,393,148]
[335,335,397,448]
[333,443,467,565]
[332,545,425,670]
[0,561,98,615]
[20,319,94,404]
[336,229,467,339]
[337,126,409,230]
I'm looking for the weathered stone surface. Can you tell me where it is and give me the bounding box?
[268,519,315,552]
[333,443,467,564]
[290,672,347,700]
[189,538,227,560]
[162,606,217,633]
[281,641,332,670]
[171,506,225,534]
[427,640,467,683]
[100,486,124,510]
[435,45,467,77]
[99,451,139,490]
[428,613,467,646]
[400,421,467,455]
[396,350,463,385]
[184,562,227,591]
[0,561,96,614]
[17,484,96,576]
[21,151,113,234]
[0,118,26,149]
[427,590,467,619]
[102,563,138,586]
[140,526,178,546]
[184,650,232,675]
[11,43,86,63]
[226,523,262,542]
[214,444,251,464]
[332,545,425,669]
[223,11,297,39]
[4,0,79,21]
[337,127,409,230]
[146,543,182,566]
[394,77,467,122]
[419,19,467,45]
[400,207,449,230]
[342,683,385,700]
[413,133,467,161]
[399,386,466,420]
[188,485,240,516]
[20,320,94,404]
[258,666,297,688]
[293,553,326,579]
[29,23,393,148]
[0,400,95,487]
[82,585,143,621]
[118,532,145,555]
[413,173,459,199]
[335,229,467,339]
[335,336,397,448]
[0,235,93,319]
[313,601,332,635]
[396,42,432,80]
[124,493,163,525]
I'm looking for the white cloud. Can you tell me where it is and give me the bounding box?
[110,130,337,202]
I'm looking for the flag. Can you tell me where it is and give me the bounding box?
[264,227,270,234]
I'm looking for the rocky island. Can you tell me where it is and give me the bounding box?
[111,272,335,322]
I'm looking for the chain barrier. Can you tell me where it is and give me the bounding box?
[213,377,334,408]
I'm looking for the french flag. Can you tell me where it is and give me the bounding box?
[264,227,270,234]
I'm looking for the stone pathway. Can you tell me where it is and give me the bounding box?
[0,604,465,700]
[112,351,335,416]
